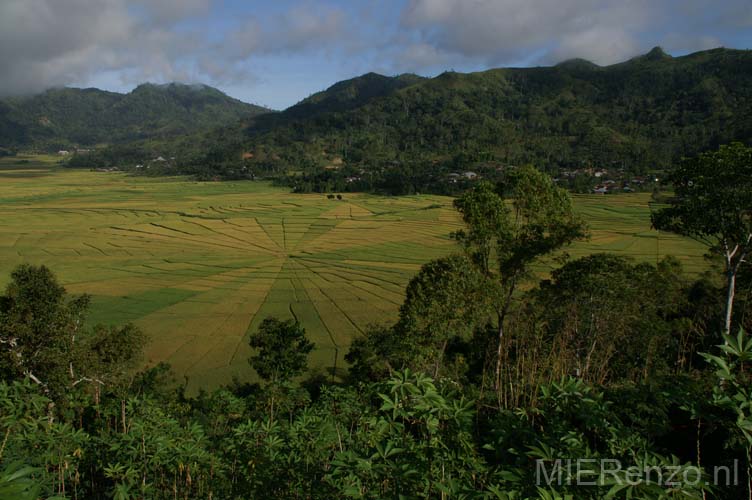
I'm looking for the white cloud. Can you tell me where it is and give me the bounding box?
[0,0,748,100]
[222,4,351,58]
[0,0,201,95]
[398,0,749,68]
[401,0,656,66]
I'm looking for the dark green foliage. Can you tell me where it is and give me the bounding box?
[249,317,315,384]
[653,142,752,334]
[0,264,145,404]
[0,265,88,397]
[530,254,693,384]
[14,47,750,195]
[452,168,587,402]
[265,72,424,122]
[703,328,752,497]
[452,181,510,275]
[226,47,752,188]
[0,83,269,150]
[652,143,752,243]
[0,462,52,500]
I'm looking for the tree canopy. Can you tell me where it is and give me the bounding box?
[653,142,752,334]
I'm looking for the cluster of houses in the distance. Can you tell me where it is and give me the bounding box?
[58,148,92,156]
[443,164,659,194]
[557,167,660,194]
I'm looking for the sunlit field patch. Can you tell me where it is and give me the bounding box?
[0,162,708,391]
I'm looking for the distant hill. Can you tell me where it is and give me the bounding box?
[280,72,425,119]
[232,47,751,174]
[14,47,751,190]
[0,83,270,150]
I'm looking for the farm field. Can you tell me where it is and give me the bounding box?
[0,156,709,392]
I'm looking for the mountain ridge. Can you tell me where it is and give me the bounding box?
[0,83,271,150]
[229,47,751,174]
[2,47,751,185]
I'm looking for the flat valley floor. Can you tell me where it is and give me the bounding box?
[0,156,709,392]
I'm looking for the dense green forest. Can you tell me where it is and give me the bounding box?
[238,47,752,174]
[1,145,750,499]
[0,83,269,152]
[4,48,751,196]
[52,47,752,195]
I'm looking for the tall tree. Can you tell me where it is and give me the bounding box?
[0,264,145,406]
[652,142,752,335]
[0,265,88,397]
[249,317,314,420]
[350,254,494,378]
[453,167,587,401]
[249,317,314,385]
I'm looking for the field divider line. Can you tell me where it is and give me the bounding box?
[182,293,263,374]
[311,267,406,294]
[181,218,279,254]
[108,226,252,253]
[150,222,197,236]
[288,259,340,350]
[289,220,345,251]
[337,280,402,307]
[311,270,403,309]
[106,242,134,256]
[299,255,413,277]
[229,260,286,365]
[253,217,285,252]
[82,242,108,256]
[293,258,364,335]
[294,256,408,286]
[221,219,286,252]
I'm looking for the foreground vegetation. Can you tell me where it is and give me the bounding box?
[0,144,750,498]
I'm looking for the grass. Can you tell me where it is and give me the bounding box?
[0,157,709,392]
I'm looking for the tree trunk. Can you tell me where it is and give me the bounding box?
[269,392,275,423]
[725,269,736,336]
[494,317,505,393]
[121,399,127,434]
[723,235,750,337]
[494,281,517,396]
[434,340,448,378]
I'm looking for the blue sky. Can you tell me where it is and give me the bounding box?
[1,0,750,109]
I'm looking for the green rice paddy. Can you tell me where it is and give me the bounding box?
[0,156,709,391]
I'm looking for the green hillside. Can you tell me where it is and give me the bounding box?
[8,47,751,189]
[271,72,425,121]
[0,83,270,150]
[232,47,751,175]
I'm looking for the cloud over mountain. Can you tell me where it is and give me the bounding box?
[0,0,749,105]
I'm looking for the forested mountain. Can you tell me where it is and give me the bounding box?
[231,47,751,175]
[6,47,752,191]
[0,83,270,150]
[267,72,426,121]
